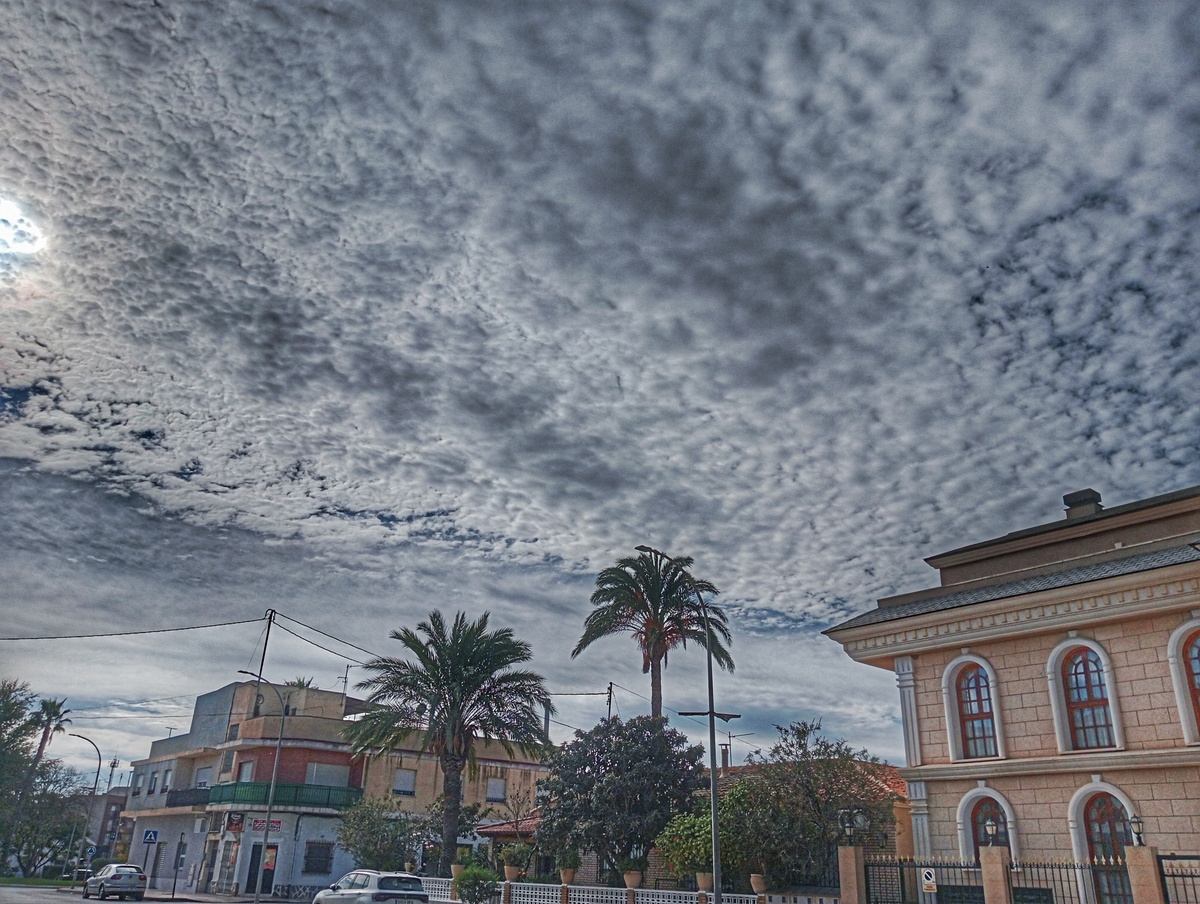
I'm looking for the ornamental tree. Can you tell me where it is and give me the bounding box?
[337,794,425,870]
[535,716,704,874]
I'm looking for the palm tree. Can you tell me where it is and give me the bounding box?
[572,547,733,718]
[30,699,72,769]
[346,610,553,878]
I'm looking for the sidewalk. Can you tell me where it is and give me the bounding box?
[48,890,255,904]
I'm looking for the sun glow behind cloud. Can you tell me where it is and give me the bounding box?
[0,198,45,255]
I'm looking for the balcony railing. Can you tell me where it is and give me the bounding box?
[165,787,211,808]
[208,781,363,810]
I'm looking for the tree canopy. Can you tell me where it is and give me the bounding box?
[719,720,897,889]
[572,547,733,718]
[535,716,705,873]
[345,610,553,878]
[337,794,425,871]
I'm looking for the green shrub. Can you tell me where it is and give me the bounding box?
[455,865,501,904]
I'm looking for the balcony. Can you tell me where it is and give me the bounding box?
[165,787,211,808]
[208,781,363,810]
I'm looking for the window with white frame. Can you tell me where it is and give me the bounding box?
[161,768,172,792]
[1046,637,1124,753]
[238,760,255,782]
[194,766,212,789]
[393,768,417,796]
[486,777,506,803]
[1168,617,1200,745]
[148,772,159,794]
[955,785,1018,862]
[132,772,144,796]
[942,654,1005,761]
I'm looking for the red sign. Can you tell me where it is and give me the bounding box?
[250,818,282,833]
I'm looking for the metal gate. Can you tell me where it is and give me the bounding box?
[1160,855,1200,904]
[865,859,982,904]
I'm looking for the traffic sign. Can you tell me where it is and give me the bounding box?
[921,868,937,894]
[86,846,97,858]
[143,830,159,844]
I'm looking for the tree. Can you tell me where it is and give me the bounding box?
[0,679,39,868]
[719,720,897,890]
[535,716,705,876]
[10,759,88,877]
[346,610,553,879]
[572,548,732,718]
[337,794,424,870]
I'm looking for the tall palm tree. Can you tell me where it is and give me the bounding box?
[30,699,72,769]
[346,610,553,878]
[572,547,733,718]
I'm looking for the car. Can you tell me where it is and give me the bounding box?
[312,870,429,904]
[82,864,147,900]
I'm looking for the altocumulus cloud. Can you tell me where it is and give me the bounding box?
[1,0,1199,767]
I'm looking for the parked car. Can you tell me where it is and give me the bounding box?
[312,870,429,904]
[82,864,147,900]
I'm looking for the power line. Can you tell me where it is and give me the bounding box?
[274,611,384,661]
[0,616,266,642]
[272,621,367,666]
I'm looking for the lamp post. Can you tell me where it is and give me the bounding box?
[984,817,998,847]
[68,734,103,891]
[636,545,733,904]
[237,670,289,904]
[1129,815,1144,847]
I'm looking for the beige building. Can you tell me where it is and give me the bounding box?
[826,485,1200,866]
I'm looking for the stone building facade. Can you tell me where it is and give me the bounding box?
[826,485,1200,867]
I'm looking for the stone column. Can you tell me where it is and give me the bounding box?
[838,845,868,904]
[896,657,922,768]
[1125,846,1166,904]
[979,846,1013,904]
[907,781,932,860]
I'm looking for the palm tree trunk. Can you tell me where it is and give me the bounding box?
[650,657,663,719]
[439,754,466,878]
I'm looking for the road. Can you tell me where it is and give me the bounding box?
[0,890,250,904]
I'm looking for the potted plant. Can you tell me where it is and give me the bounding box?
[556,848,581,885]
[455,865,502,904]
[655,812,714,890]
[616,855,647,889]
[500,842,532,882]
[452,848,474,879]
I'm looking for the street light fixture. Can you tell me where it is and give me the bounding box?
[839,808,870,845]
[68,734,103,891]
[984,817,999,847]
[1129,815,1144,847]
[635,545,732,904]
[237,670,290,904]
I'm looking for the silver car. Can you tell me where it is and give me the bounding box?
[313,870,429,904]
[82,864,147,901]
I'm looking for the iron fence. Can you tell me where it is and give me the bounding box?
[865,858,982,904]
[1160,855,1200,904]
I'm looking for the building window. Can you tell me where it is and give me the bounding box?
[1168,620,1200,745]
[148,772,159,794]
[1084,793,1134,904]
[1047,638,1123,754]
[238,761,255,782]
[195,766,212,789]
[969,797,1009,860]
[227,724,240,742]
[486,777,506,803]
[221,750,235,773]
[1063,648,1114,750]
[132,773,144,797]
[306,762,350,787]
[161,769,172,792]
[303,841,336,875]
[957,666,998,758]
[393,768,417,796]
[942,654,1005,761]
[955,786,1019,862]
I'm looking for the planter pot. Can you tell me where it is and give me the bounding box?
[559,869,577,886]
[623,871,643,889]
[750,874,768,894]
[451,864,465,879]
[696,873,714,892]
[504,866,522,882]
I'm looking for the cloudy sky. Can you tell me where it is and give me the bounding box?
[2,0,1199,781]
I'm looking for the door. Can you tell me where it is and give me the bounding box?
[246,843,278,895]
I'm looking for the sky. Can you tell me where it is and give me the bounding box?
[2,0,1199,784]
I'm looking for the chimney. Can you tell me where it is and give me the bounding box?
[720,743,731,773]
[1063,488,1103,520]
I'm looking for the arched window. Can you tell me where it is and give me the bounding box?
[1084,793,1133,904]
[957,665,998,759]
[1063,647,1115,750]
[1167,619,1200,744]
[942,654,1005,761]
[1186,631,1200,728]
[969,796,1009,860]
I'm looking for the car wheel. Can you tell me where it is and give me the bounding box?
[134,895,145,901]
[82,888,91,899]
[98,885,108,900]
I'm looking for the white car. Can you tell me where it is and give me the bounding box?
[313,870,430,904]
[82,864,147,901]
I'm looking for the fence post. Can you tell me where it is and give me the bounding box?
[1125,846,1166,904]
[838,845,867,904]
[979,846,1012,904]
[503,880,513,904]
[561,882,570,904]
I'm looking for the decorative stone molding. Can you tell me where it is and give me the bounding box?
[896,656,921,767]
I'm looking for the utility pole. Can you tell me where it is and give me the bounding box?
[606,683,613,720]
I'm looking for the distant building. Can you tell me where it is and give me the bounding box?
[826,485,1200,868]
[124,681,547,895]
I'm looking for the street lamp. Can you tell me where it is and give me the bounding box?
[839,808,870,845]
[68,734,103,891]
[1129,815,1144,847]
[636,545,732,904]
[237,670,290,904]
[984,817,999,847]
